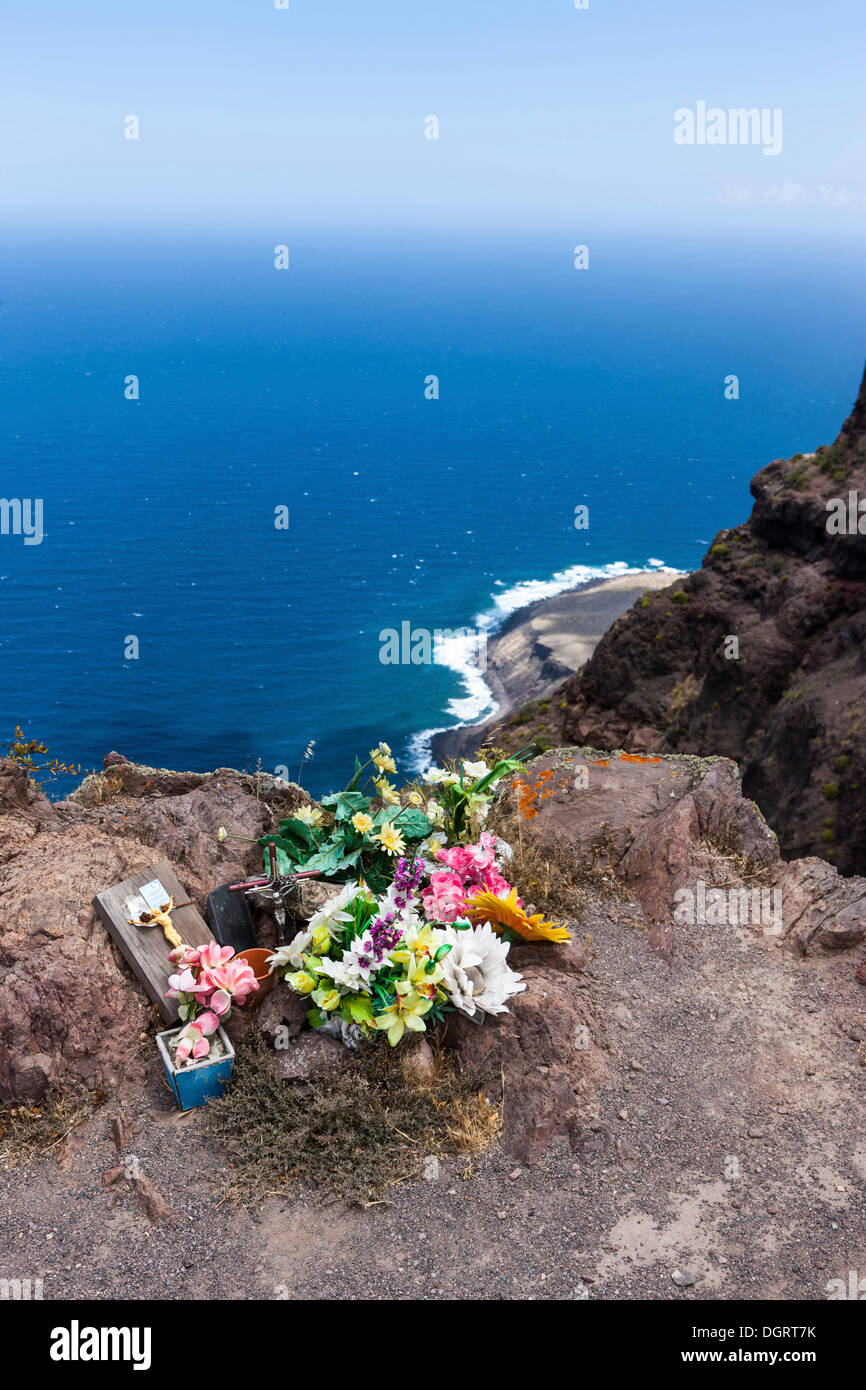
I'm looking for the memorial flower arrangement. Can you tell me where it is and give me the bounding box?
[218,741,572,1050]
[268,854,528,1045]
[164,942,259,1065]
[422,831,571,943]
[256,744,533,894]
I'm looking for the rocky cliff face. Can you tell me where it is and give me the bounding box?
[3,749,865,1166]
[0,756,301,1100]
[526,365,866,874]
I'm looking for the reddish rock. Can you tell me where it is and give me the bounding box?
[504,751,866,958]
[254,980,309,1045]
[0,758,300,1100]
[500,750,779,925]
[779,857,866,953]
[445,936,609,1163]
[516,364,866,873]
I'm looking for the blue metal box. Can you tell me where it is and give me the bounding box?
[156,1025,235,1110]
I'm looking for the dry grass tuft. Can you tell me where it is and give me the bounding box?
[204,1029,499,1208]
[488,802,625,920]
[700,830,776,886]
[0,1086,106,1168]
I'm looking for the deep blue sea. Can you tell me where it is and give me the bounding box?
[1,229,863,797]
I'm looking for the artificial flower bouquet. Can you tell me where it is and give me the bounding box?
[215,741,572,1051]
[268,853,529,1046]
[257,743,534,895]
[164,941,259,1067]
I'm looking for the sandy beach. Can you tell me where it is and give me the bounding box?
[430,570,682,762]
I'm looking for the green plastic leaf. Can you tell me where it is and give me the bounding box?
[333,848,362,873]
[303,841,347,875]
[279,818,317,847]
[260,831,305,858]
[391,808,432,839]
[273,846,293,875]
[347,996,375,1025]
[333,791,371,820]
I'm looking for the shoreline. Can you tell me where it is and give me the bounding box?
[426,569,683,764]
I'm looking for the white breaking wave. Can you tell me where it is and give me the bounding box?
[406,559,684,773]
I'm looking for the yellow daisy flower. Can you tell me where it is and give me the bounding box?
[370,743,397,774]
[374,776,401,805]
[375,823,406,857]
[463,887,571,943]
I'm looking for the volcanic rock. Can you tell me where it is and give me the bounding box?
[506,364,866,873]
[0,759,302,1099]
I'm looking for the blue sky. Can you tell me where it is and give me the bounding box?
[1,0,865,232]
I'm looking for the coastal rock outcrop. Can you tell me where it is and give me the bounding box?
[4,747,865,1176]
[503,365,866,874]
[0,756,302,1099]
[497,749,866,957]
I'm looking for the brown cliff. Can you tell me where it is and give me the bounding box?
[504,365,866,874]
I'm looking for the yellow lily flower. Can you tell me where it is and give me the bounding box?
[373,983,433,1046]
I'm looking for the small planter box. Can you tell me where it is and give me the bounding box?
[156,1025,235,1111]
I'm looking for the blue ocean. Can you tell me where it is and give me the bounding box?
[1,229,863,797]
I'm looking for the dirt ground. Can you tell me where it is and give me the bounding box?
[2,901,865,1302]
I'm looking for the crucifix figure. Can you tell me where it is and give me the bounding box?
[127,895,183,950]
[227,844,321,945]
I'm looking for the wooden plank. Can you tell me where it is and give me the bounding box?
[93,861,214,1025]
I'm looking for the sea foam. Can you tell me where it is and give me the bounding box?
[407,559,683,773]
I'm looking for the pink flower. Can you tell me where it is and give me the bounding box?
[196,1010,220,1036]
[164,942,256,1022]
[434,834,500,886]
[422,871,468,923]
[173,1021,204,1065]
[168,944,203,970]
[480,866,513,898]
[189,968,220,999]
[196,941,235,972]
[192,1037,210,1060]
[434,845,477,879]
[222,957,259,1005]
[166,967,197,1000]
